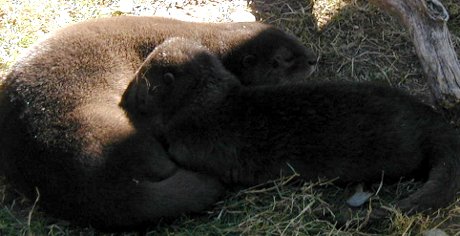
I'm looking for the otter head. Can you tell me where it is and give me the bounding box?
[123,37,240,127]
[222,27,317,86]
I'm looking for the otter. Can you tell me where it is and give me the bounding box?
[130,38,460,215]
[0,16,316,230]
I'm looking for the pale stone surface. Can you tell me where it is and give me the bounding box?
[423,228,449,236]
[128,0,256,23]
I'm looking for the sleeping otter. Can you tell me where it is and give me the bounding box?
[0,16,316,230]
[130,38,460,215]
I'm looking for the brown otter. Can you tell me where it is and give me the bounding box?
[131,38,460,215]
[0,16,316,230]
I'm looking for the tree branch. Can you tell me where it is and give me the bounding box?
[370,0,460,110]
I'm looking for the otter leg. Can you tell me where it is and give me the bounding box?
[85,168,224,231]
[397,135,460,213]
[397,163,459,213]
[84,134,225,230]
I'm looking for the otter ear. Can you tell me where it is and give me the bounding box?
[136,78,151,113]
[242,55,257,68]
[163,72,175,85]
[120,80,138,111]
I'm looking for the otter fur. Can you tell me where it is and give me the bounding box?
[0,16,315,230]
[131,38,460,214]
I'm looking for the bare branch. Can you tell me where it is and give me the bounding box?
[370,0,460,109]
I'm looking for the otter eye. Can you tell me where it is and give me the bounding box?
[163,72,175,85]
[308,59,317,66]
[242,55,256,68]
[148,85,159,95]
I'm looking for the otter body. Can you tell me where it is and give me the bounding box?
[133,38,460,214]
[0,16,315,230]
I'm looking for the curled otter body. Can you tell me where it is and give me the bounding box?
[0,16,315,230]
[133,38,460,215]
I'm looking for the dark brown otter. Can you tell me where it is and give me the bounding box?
[132,38,460,216]
[0,16,315,230]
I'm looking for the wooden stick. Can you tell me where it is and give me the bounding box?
[370,0,460,110]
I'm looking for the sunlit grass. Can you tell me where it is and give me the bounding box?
[0,0,115,74]
[312,0,350,29]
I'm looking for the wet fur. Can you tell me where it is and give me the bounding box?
[0,16,315,230]
[135,39,460,214]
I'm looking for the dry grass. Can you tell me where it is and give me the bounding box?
[1,0,460,235]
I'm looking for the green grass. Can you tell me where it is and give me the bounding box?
[1,0,460,235]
